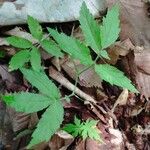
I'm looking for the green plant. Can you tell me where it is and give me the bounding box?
[3,68,64,148]
[2,2,138,149]
[64,116,101,141]
[7,16,63,71]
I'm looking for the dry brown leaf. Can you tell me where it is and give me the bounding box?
[134,50,150,98]
[135,50,150,75]
[61,59,102,88]
[6,108,30,132]
[111,89,129,112]
[108,39,134,64]
[135,71,150,98]
[48,130,74,150]
[107,0,150,48]
[0,65,16,83]
[28,113,39,129]
[5,27,37,43]
[0,99,14,147]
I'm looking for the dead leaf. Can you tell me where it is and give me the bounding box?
[134,50,150,98]
[111,89,129,112]
[108,39,134,64]
[0,65,16,83]
[61,59,102,88]
[48,130,74,150]
[5,27,37,43]
[7,108,30,132]
[135,50,150,75]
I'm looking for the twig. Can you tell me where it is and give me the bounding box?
[49,66,97,104]
[89,103,107,124]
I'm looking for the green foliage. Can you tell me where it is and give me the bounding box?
[6,16,63,71]
[2,92,51,113]
[64,117,101,141]
[6,36,32,48]
[79,2,101,53]
[41,39,63,57]
[28,100,64,148]
[47,4,137,92]
[100,5,120,49]
[20,68,61,99]
[47,28,93,65]
[30,46,41,71]
[95,64,138,93]
[3,2,139,149]
[27,15,43,40]
[9,50,30,71]
[3,69,64,149]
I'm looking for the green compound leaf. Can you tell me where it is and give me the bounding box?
[79,2,101,53]
[28,100,64,148]
[47,28,93,65]
[30,46,41,72]
[81,120,100,141]
[2,92,51,113]
[27,15,43,40]
[9,50,30,71]
[20,68,61,100]
[100,5,120,49]
[64,117,101,141]
[6,36,32,49]
[95,64,139,93]
[41,39,63,57]
[63,117,82,137]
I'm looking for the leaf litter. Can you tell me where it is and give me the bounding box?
[0,1,150,150]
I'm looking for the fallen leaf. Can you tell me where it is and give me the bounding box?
[111,89,129,112]
[5,27,37,43]
[108,39,134,64]
[48,130,74,150]
[134,50,150,98]
[135,50,150,75]
[61,59,102,88]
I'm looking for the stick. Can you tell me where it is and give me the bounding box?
[49,67,97,104]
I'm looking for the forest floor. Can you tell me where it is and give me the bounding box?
[0,0,150,150]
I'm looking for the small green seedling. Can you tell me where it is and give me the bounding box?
[64,116,101,141]
[3,2,138,149]
[7,16,63,72]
